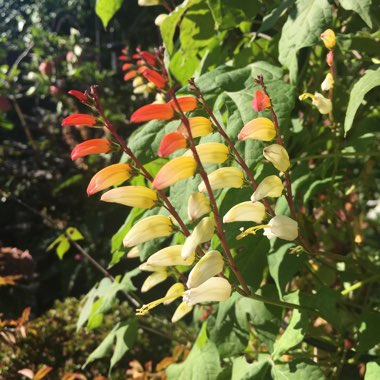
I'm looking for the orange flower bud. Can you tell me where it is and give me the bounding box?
[86,163,133,195]
[122,63,133,71]
[130,103,175,123]
[326,51,334,67]
[124,70,138,81]
[142,69,167,89]
[62,114,97,127]
[68,90,88,103]
[169,96,198,113]
[138,51,157,66]
[252,90,271,112]
[70,139,112,160]
[158,132,187,157]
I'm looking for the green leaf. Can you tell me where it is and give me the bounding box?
[109,319,137,373]
[95,0,123,29]
[344,67,380,136]
[272,308,309,359]
[232,356,272,380]
[339,0,372,28]
[259,0,295,32]
[167,323,222,379]
[66,226,84,241]
[358,311,380,352]
[365,361,380,380]
[278,0,332,82]
[271,358,327,380]
[206,0,260,31]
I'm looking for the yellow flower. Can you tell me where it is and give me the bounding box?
[320,29,336,49]
[126,246,140,259]
[223,201,266,223]
[123,215,173,247]
[183,143,229,164]
[187,250,224,289]
[177,116,213,138]
[181,216,215,259]
[299,92,332,115]
[198,167,244,192]
[321,73,334,91]
[251,175,284,202]
[238,117,276,141]
[141,270,168,293]
[171,302,193,323]
[100,186,158,209]
[187,192,210,221]
[183,277,231,306]
[152,156,197,190]
[138,0,161,6]
[147,245,195,266]
[263,144,290,172]
[154,14,168,26]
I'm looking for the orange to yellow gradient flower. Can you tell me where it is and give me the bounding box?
[152,156,197,190]
[183,143,229,165]
[87,163,133,195]
[177,116,213,138]
[252,90,271,112]
[320,29,336,49]
[238,117,276,141]
[157,132,187,157]
[70,139,113,160]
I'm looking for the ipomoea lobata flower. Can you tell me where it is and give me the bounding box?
[183,143,229,164]
[100,186,158,209]
[171,302,193,322]
[326,51,334,67]
[251,175,284,202]
[198,167,244,192]
[142,69,167,89]
[183,277,232,306]
[70,139,113,160]
[238,117,276,141]
[263,144,290,172]
[181,216,215,259]
[299,92,332,115]
[237,215,298,242]
[223,201,266,223]
[123,215,173,247]
[138,0,161,6]
[252,90,271,112]
[86,163,133,195]
[169,96,198,113]
[68,90,88,103]
[126,246,140,259]
[155,13,168,26]
[131,103,175,123]
[321,73,334,91]
[62,113,97,127]
[152,156,197,190]
[187,192,210,221]
[141,270,168,293]
[187,250,224,289]
[147,245,195,266]
[320,29,336,49]
[177,116,213,138]
[157,132,187,157]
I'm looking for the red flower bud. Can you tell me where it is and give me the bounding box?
[142,69,167,89]
[122,63,133,71]
[62,114,97,127]
[68,90,88,103]
[124,70,138,81]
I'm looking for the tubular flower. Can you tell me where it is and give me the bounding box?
[181,216,215,259]
[71,139,112,160]
[238,117,276,141]
[169,96,198,113]
[136,283,185,316]
[138,0,161,5]
[100,186,158,209]
[139,262,163,272]
[141,270,168,293]
[157,132,187,157]
[123,215,173,247]
[147,245,195,266]
[62,114,97,127]
[87,163,133,195]
[152,156,197,190]
[198,167,244,192]
[172,302,193,322]
[183,143,229,164]
[326,51,334,67]
[223,201,266,223]
[251,175,284,202]
[237,215,298,242]
[252,90,271,112]
[299,92,332,115]
[263,144,290,172]
[188,192,210,221]
[320,29,336,49]
[130,103,175,123]
[122,63,133,71]
[183,277,232,306]
[126,246,140,259]
[187,250,224,289]
[321,73,334,91]
[177,116,213,138]
[68,90,88,103]
[155,13,168,26]
[124,70,138,81]
[135,51,157,67]
[142,69,167,89]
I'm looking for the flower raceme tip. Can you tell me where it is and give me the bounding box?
[252,90,271,112]
[70,139,112,160]
[86,163,133,195]
[62,113,97,127]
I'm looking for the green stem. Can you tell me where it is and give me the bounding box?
[341,274,380,296]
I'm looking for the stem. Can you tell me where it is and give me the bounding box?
[249,292,313,312]
[169,89,251,296]
[341,274,380,296]
[189,78,275,217]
